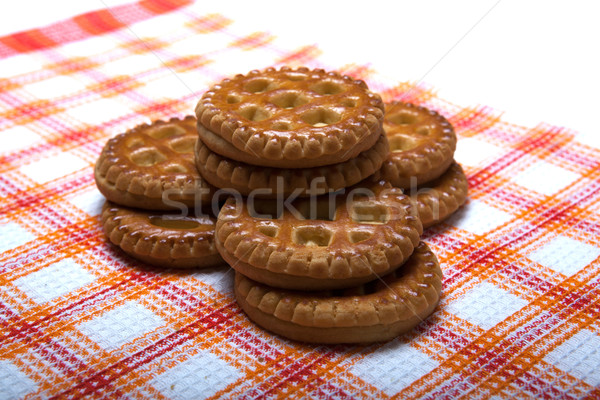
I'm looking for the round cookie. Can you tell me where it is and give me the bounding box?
[374,102,457,188]
[195,66,384,168]
[101,202,223,268]
[411,162,469,229]
[95,116,213,210]
[215,181,423,290]
[195,132,389,198]
[234,241,443,344]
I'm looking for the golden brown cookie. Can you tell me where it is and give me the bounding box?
[215,181,423,290]
[235,241,443,344]
[101,202,223,268]
[411,162,469,228]
[195,66,384,168]
[374,102,457,188]
[194,132,389,198]
[95,116,212,210]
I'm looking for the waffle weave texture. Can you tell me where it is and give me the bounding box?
[1,1,599,398]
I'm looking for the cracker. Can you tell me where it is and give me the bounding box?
[101,202,222,268]
[194,132,389,198]
[195,66,384,168]
[374,102,457,188]
[235,242,442,343]
[412,162,469,228]
[215,181,423,290]
[95,116,212,210]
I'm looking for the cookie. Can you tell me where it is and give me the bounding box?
[101,202,223,268]
[195,132,389,198]
[411,162,469,229]
[215,181,423,290]
[195,66,384,168]
[234,241,442,344]
[95,116,212,210]
[374,102,457,188]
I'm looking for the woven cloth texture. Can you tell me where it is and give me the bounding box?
[1,1,599,399]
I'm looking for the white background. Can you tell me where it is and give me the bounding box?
[2,0,599,137]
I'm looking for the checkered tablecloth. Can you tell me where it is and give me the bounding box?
[1,1,599,398]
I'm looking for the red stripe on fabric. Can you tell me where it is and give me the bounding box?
[53,303,238,398]
[304,379,354,400]
[0,242,56,275]
[0,29,56,53]
[428,325,473,353]
[0,0,192,59]
[0,78,19,92]
[10,256,231,396]
[2,259,229,398]
[240,350,339,399]
[1,99,62,123]
[585,387,600,399]
[379,85,431,104]
[339,65,372,82]
[491,186,539,211]
[468,127,565,189]
[0,223,101,276]
[186,14,232,33]
[0,182,101,271]
[441,181,600,294]
[139,0,191,13]
[422,229,472,252]
[449,106,499,133]
[574,219,600,238]
[0,300,105,392]
[151,278,218,316]
[0,270,158,350]
[275,45,321,66]
[0,274,126,349]
[500,261,556,294]
[228,318,354,399]
[0,125,101,172]
[38,20,83,48]
[476,289,600,397]
[29,203,76,230]
[554,146,600,171]
[432,283,600,399]
[74,9,125,35]
[0,95,193,174]
[449,250,556,295]
[512,372,571,399]
[0,174,93,216]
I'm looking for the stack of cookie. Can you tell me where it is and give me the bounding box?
[376,101,469,228]
[94,116,223,268]
[218,181,444,344]
[193,67,389,198]
[93,66,468,344]
[192,67,463,344]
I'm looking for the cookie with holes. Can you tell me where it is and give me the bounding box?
[373,101,457,188]
[215,181,423,290]
[194,131,389,198]
[195,66,384,168]
[95,116,213,210]
[412,162,469,228]
[235,241,442,344]
[102,202,223,268]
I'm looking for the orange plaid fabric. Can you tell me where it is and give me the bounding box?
[1,2,599,399]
